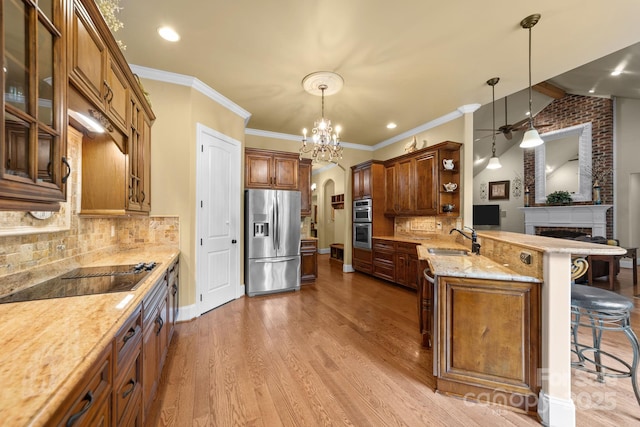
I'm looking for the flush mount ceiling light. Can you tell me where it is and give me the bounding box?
[386,122,397,129]
[519,13,545,149]
[158,26,180,42]
[300,71,344,163]
[485,77,502,170]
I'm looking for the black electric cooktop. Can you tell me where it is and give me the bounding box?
[0,262,158,304]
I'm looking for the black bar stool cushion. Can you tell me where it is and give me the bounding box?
[571,284,634,311]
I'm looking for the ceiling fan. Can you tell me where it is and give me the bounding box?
[476,97,551,140]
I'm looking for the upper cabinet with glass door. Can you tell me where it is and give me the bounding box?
[1,0,68,211]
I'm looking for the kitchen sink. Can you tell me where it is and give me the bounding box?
[0,262,158,304]
[427,248,469,256]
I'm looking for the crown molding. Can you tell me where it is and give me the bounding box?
[129,64,252,125]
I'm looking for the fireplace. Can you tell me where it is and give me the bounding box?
[520,205,611,237]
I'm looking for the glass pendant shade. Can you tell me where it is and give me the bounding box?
[519,128,544,148]
[486,155,502,169]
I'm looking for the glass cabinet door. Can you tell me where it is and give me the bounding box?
[2,0,64,207]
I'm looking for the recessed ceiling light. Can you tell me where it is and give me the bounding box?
[588,89,595,93]
[611,70,622,76]
[386,122,397,129]
[525,111,531,116]
[158,26,180,42]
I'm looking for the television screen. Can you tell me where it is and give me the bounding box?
[473,204,500,226]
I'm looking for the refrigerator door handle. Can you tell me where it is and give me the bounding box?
[271,200,277,251]
[255,257,297,263]
[275,193,280,250]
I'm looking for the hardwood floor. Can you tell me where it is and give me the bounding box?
[148,255,640,426]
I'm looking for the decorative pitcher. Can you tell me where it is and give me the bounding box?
[443,159,454,170]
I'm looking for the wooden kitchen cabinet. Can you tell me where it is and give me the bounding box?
[301,238,318,283]
[113,306,143,427]
[395,242,420,289]
[299,158,312,216]
[50,344,112,427]
[127,95,152,213]
[353,248,373,274]
[372,239,396,282]
[352,162,372,200]
[383,141,461,217]
[167,258,179,343]
[142,274,169,422]
[69,0,129,135]
[437,142,461,216]
[436,276,540,414]
[0,0,68,211]
[245,148,299,190]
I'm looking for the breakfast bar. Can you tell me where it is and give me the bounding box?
[419,230,626,426]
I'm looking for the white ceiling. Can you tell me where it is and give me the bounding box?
[115,1,640,152]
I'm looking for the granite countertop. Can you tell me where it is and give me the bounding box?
[477,230,627,255]
[0,245,180,427]
[416,245,541,283]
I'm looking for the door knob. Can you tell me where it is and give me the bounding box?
[232,239,237,244]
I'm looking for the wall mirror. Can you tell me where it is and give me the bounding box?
[534,122,592,203]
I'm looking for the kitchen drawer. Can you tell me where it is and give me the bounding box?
[373,262,395,282]
[396,242,418,253]
[301,239,317,252]
[373,250,395,264]
[372,239,395,252]
[114,305,142,377]
[114,349,142,425]
[52,345,112,427]
[353,259,373,274]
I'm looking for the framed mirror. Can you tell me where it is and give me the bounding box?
[534,122,592,203]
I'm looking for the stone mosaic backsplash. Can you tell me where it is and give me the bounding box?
[0,216,179,278]
[394,216,462,239]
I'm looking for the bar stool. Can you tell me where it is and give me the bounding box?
[571,264,640,406]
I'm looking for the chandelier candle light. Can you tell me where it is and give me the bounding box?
[300,71,344,162]
[519,13,545,149]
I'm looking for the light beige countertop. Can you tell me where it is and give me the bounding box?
[416,245,541,283]
[477,230,627,255]
[0,245,179,427]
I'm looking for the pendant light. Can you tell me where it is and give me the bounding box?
[485,77,502,170]
[519,13,545,149]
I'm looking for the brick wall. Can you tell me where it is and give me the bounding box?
[523,94,614,238]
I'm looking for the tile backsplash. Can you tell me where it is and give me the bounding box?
[394,216,462,238]
[0,216,179,278]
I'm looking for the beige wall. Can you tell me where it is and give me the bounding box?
[142,78,246,306]
[614,97,640,247]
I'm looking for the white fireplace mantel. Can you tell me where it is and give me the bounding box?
[520,205,612,236]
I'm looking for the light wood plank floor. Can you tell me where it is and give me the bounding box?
[148,256,640,426]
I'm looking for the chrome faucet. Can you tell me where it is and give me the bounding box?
[450,226,481,255]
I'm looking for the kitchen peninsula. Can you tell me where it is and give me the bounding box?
[419,230,626,425]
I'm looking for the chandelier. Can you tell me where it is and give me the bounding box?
[300,71,344,162]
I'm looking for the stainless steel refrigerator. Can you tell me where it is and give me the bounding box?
[245,189,301,296]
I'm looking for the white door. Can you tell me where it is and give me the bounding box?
[196,124,241,314]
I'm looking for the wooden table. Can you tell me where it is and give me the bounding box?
[587,247,637,290]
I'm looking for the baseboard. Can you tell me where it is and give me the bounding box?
[538,390,575,427]
[177,303,198,322]
[343,264,355,273]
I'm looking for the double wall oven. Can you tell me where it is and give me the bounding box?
[353,198,372,249]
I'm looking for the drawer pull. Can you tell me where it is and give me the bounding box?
[122,327,137,344]
[66,390,93,427]
[155,316,164,335]
[121,379,136,399]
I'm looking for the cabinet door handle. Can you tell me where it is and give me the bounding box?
[122,327,137,344]
[61,157,71,184]
[172,284,178,296]
[155,316,164,335]
[66,390,93,427]
[140,191,146,203]
[121,379,136,399]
